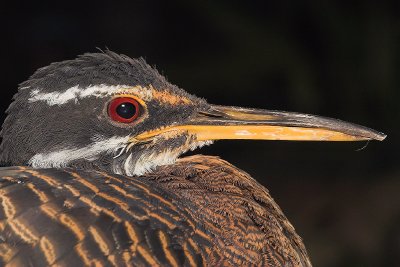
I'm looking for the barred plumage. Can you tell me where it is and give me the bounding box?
[0,156,310,266]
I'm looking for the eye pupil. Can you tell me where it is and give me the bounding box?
[116,102,137,119]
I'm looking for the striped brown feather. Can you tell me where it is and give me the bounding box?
[0,155,311,266]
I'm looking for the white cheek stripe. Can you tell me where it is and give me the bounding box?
[28,84,153,106]
[28,136,130,168]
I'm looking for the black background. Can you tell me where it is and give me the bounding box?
[1,1,399,266]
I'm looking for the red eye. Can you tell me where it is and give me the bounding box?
[108,97,140,123]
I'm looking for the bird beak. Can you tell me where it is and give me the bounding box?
[135,105,386,142]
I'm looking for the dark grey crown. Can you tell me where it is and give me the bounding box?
[26,52,169,93]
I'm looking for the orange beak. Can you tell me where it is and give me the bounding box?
[134,105,386,142]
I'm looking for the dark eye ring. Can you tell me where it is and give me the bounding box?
[108,97,140,123]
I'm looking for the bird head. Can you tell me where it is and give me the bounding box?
[0,51,386,175]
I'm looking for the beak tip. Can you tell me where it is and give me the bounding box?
[364,131,386,141]
[376,132,387,141]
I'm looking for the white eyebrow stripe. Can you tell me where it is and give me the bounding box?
[28,135,130,168]
[28,84,153,106]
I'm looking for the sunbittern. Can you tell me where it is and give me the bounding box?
[0,51,385,266]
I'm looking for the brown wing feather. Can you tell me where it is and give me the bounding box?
[0,155,311,266]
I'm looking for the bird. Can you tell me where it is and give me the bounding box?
[0,51,385,267]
